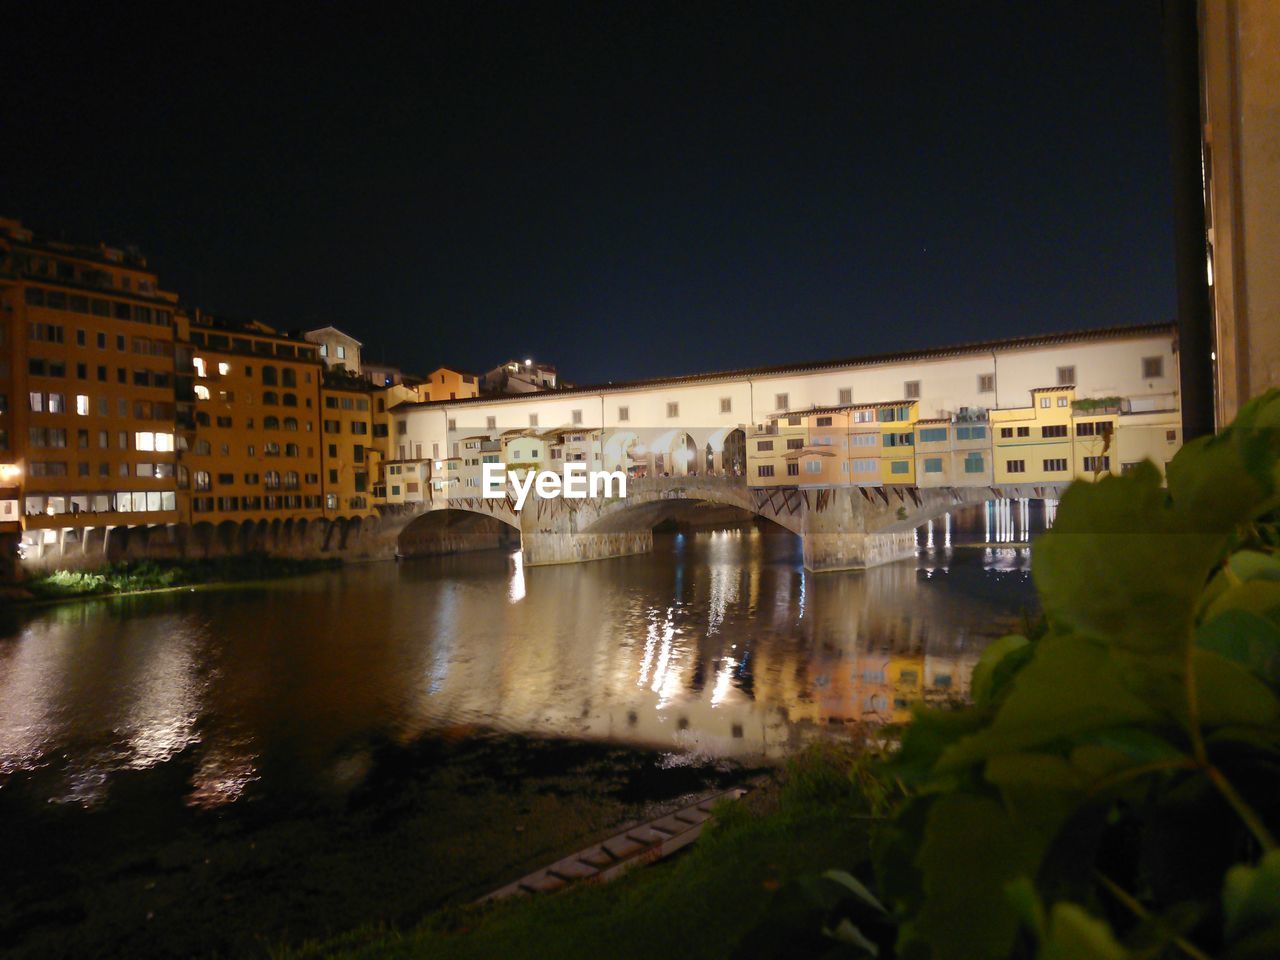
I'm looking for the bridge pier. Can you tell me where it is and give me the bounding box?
[802,530,917,572]
[521,529,653,567]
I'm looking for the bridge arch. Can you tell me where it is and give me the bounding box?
[397,506,520,559]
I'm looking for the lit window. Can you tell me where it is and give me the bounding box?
[218,362,231,375]
[135,431,156,451]
[336,345,346,359]
[155,432,174,452]
[194,384,210,400]
[75,394,90,415]
[193,357,207,377]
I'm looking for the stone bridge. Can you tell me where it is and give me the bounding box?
[398,476,1069,571]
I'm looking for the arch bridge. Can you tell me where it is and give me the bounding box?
[400,475,1069,571]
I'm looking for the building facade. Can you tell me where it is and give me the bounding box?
[1,217,182,557]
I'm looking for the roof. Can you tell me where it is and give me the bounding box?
[393,323,1172,412]
[303,325,364,346]
[1030,384,1075,393]
[427,364,481,378]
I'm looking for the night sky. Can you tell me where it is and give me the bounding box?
[4,2,1175,383]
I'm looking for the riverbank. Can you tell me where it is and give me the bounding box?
[276,742,875,960]
[6,553,342,605]
[1,733,763,959]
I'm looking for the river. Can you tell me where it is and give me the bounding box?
[0,505,1044,957]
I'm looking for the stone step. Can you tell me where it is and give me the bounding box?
[477,781,761,903]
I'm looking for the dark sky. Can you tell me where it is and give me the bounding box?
[3,2,1175,383]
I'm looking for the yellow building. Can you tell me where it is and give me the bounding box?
[181,312,325,524]
[876,401,918,485]
[0,217,181,556]
[991,386,1181,484]
[417,366,480,402]
[319,370,377,518]
[747,413,807,487]
[990,386,1076,485]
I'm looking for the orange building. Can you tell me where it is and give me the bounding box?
[417,365,480,402]
[319,370,377,518]
[179,311,325,524]
[0,217,181,557]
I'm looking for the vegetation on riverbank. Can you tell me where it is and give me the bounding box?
[275,742,877,960]
[19,553,341,601]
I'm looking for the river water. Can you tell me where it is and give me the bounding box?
[0,506,1043,956]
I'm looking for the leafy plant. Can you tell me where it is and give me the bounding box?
[755,390,1280,959]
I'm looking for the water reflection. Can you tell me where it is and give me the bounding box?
[0,524,1039,809]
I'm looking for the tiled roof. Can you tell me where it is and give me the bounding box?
[393,323,1172,411]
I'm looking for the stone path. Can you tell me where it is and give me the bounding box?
[479,782,758,902]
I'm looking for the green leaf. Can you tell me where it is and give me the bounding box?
[1223,851,1280,943]
[822,870,887,914]
[971,634,1030,706]
[889,706,992,784]
[1192,648,1280,728]
[1033,463,1228,653]
[1037,903,1129,960]
[1229,550,1280,583]
[914,794,1046,960]
[1203,581,1280,623]
[939,634,1165,768]
[1196,609,1280,685]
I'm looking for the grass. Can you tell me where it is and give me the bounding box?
[275,741,878,960]
[20,553,341,601]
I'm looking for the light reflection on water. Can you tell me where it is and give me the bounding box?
[0,514,1040,810]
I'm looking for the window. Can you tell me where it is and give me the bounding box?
[757,464,775,478]
[529,413,539,427]
[964,453,984,473]
[336,345,346,359]
[261,366,278,386]
[323,419,340,433]
[815,416,833,427]
[194,471,211,491]
[1057,365,1076,386]
[720,397,732,414]
[1016,426,1030,437]
[785,437,803,450]
[786,462,800,476]
[803,460,822,475]
[853,458,878,472]
[924,457,943,473]
[1166,430,1177,442]
[1142,356,1163,379]
[887,460,908,475]
[1006,460,1026,474]
[1040,397,1051,408]
[617,406,629,422]
[1041,424,1067,438]
[774,393,788,411]
[838,387,853,405]
[757,440,774,452]
[265,471,281,489]
[904,380,921,399]
[918,427,947,443]
[1076,421,1112,438]
[665,402,679,418]
[978,373,995,393]
[1083,456,1111,473]
[1000,428,1014,438]
[1043,458,1068,472]
[486,415,497,430]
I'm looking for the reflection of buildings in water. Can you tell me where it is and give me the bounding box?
[0,621,77,777]
[388,538,1008,758]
